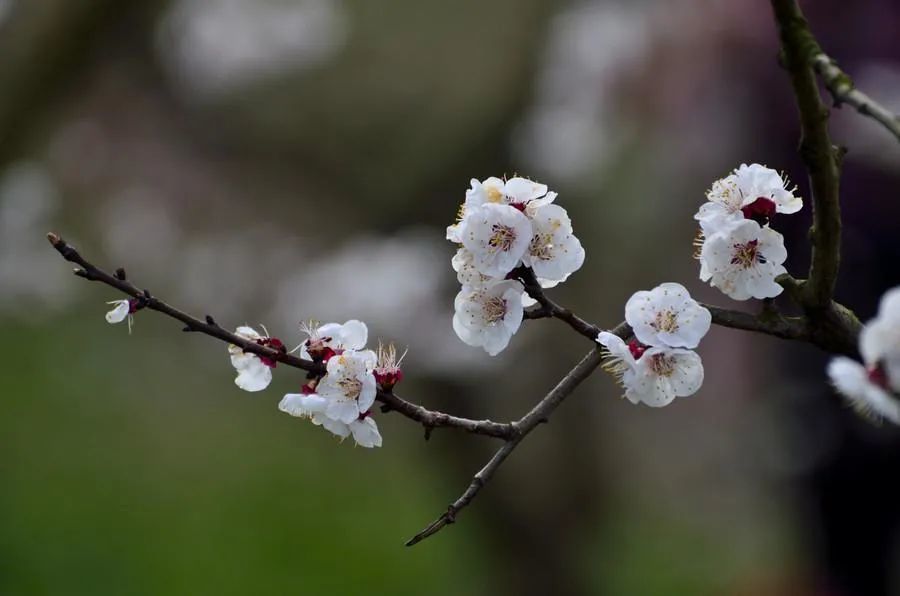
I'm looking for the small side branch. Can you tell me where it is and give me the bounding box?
[47,233,519,439]
[771,0,842,308]
[406,321,628,546]
[378,391,515,440]
[812,54,900,143]
[518,267,603,342]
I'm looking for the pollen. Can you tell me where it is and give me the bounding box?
[649,353,676,377]
[528,232,554,261]
[651,309,679,333]
[486,186,504,203]
[337,376,363,399]
[488,224,517,253]
[730,239,764,269]
[482,296,507,324]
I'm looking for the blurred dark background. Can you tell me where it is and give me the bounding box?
[1,1,899,594]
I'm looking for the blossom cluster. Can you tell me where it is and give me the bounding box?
[695,163,802,301]
[828,287,900,424]
[105,301,399,448]
[229,320,389,447]
[447,176,585,355]
[597,283,710,407]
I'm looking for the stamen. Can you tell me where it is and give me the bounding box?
[649,353,675,377]
[488,224,517,253]
[482,296,507,324]
[730,239,762,269]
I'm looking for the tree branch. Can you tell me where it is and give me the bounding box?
[771,0,842,309]
[406,327,624,546]
[811,54,900,144]
[47,232,517,439]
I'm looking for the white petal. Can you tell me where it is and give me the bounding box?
[319,416,352,439]
[105,301,130,324]
[234,359,272,392]
[234,326,262,341]
[349,417,383,448]
[325,398,360,424]
[357,374,378,413]
[278,393,328,417]
[339,320,368,350]
[668,350,704,397]
[504,177,548,204]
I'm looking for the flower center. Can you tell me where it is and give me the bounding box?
[337,376,363,400]
[627,339,648,360]
[488,224,517,253]
[256,337,286,368]
[486,186,504,203]
[649,353,675,377]
[528,232,554,260]
[730,239,766,268]
[868,363,889,390]
[651,309,679,333]
[483,296,507,324]
[741,197,777,224]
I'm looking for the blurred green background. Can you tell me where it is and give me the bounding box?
[2,1,900,594]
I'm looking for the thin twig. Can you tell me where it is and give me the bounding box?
[811,54,900,144]
[771,0,842,308]
[406,330,621,546]
[47,232,517,438]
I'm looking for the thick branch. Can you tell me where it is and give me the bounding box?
[703,303,808,342]
[47,233,516,438]
[812,54,900,143]
[771,0,842,308]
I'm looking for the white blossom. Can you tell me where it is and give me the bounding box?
[453,279,524,355]
[597,332,704,407]
[460,203,533,278]
[315,349,378,424]
[227,325,275,392]
[279,391,382,447]
[299,319,368,360]
[625,282,711,349]
[521,204,585,283]
[448,176,557,247]
[695,163,802,232]
[699,219,787,300]
[827,358,900,425]
[464,176,556,213]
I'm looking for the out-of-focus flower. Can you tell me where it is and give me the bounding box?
[625,282,711,349]
[828,286,900,424]
[452,279,525,356]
